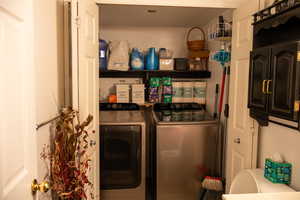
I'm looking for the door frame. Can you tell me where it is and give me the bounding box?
[69,0,100,199]
[225,0,260,192]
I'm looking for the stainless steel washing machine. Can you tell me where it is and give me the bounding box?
[150,103,218,200]
[100,103,146,200]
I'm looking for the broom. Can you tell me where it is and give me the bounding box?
[201,67,227,192]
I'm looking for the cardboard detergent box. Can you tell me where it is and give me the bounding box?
[131,84,145,104]
[116,84,130,103]
[159,59,174,71]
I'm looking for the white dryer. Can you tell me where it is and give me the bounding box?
[100,103,146,200]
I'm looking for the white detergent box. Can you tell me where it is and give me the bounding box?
[116,84,130,103]
[193,81,207,104]
[159,59,174,71]
[132,84,145,104]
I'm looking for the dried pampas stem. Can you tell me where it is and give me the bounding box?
[40,108,95,200]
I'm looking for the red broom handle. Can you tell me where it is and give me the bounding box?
[218,68,226,114]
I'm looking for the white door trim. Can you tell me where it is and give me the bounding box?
[225,0,260,192]
[70,0,100,199]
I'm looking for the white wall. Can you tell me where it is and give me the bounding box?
[204,10,233,117]
[255,0,300,191]
[100,26,191,102]
[100,13,233,107]
[101,26,189,58]
[258,124,300,190]
[34,0,64,199]
[203,10,233,178]
[203,3,300,191]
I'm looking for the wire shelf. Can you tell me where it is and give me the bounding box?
[208,22,232,42]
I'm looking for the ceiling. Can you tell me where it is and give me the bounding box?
[100,4,232,27]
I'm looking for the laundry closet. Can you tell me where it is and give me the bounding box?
[98,4,232,110]
[95,3,233,200]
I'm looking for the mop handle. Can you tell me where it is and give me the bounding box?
[218,67,227,114]
[213,84,219,119]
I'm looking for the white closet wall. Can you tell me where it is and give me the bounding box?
[100,26,189,57]
[99,26,197,102]
[99,5,233,104]
[203,9,233,117]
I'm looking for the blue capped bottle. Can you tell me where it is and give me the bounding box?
[146,48,159,70]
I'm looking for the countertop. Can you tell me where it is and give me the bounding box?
[223,192,300,200]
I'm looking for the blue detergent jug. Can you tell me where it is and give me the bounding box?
[130,48,144,70]
[99,39,108,70]
[146,48,159,70]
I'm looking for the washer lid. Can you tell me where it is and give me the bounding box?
[153,110,215,124]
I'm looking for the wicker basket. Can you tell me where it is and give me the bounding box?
[186,27,206,51]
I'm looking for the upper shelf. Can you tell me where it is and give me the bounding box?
[99,70,211,79]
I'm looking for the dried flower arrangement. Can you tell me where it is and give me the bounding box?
[41,108,95,200]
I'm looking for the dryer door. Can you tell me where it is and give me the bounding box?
[100,125,142,189]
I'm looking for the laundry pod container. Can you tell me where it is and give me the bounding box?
[229,169,295,194]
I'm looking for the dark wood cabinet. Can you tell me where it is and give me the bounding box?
[248,41,300,128]
[248,48,270,112]
[268,43,299,121]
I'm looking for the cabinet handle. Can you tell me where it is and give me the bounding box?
[267,80,272,94]
[262,80,267,94]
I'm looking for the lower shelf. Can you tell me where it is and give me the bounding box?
[99,70,211,79]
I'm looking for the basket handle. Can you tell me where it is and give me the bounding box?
[186,26,206,42]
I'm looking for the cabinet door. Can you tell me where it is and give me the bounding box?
[248,48,269,111]
[268,43,298,121]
